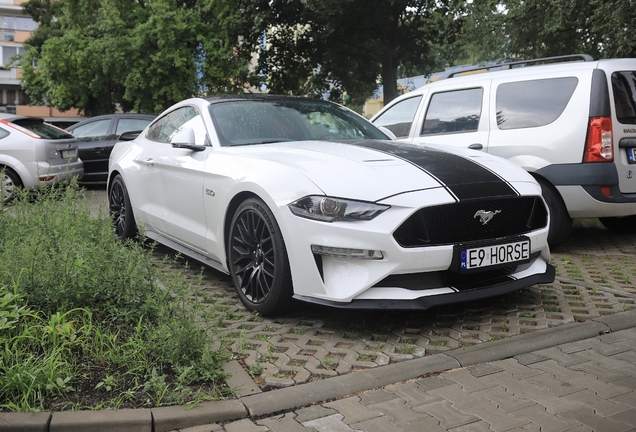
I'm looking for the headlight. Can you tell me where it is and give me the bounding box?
[289,196,389,222]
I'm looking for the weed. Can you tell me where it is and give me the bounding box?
[247,363,263,377]
[0,183,232,412]
[356,354,376,362]
[322,357,337,367]
[395,344,414,355]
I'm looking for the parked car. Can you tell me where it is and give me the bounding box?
[0,115,83,202]
[371,55,636,248]
[108,95,554,315]
[66,113,156,182]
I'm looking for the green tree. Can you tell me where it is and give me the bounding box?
[19,0,255,115]
[459,0,636,63]
[254,0,463,106]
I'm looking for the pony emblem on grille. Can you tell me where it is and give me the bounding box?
[474,209,501,225]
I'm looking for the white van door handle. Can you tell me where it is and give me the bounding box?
[468,143,483,150]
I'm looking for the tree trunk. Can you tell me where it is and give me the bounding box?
[381,50,399,105]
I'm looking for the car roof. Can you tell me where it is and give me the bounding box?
[66,113,157,129]
[205,94,334,105]
[0,114,44,121]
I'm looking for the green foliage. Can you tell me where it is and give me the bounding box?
[255,0,461,105]
[0,183,231,412]
[19,0,255,115]
[459,0,636,64]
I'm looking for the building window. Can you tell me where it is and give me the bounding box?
[0,46,24,68]
[16,17,37,32]
[0,15,37,34]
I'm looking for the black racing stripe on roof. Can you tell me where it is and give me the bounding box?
[347,140,518,200]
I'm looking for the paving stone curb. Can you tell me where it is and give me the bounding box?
[3,309,634,432]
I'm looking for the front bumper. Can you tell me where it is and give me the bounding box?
[276,188,552,308]
[294,260,555,310]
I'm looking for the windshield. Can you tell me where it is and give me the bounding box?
[208,98,389,146]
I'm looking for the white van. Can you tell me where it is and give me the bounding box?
[372,55,636,248]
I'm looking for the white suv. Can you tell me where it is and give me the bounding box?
[371,55,636,248]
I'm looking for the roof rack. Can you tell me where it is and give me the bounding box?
[435,54,596,81]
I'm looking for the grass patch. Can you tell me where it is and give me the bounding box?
[0,183,232,412]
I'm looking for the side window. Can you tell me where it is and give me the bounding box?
[612,72,636,125]
[372,96,422,138]
[496,77,578,130]
[147,107,207,145]
[115,118,153,136]
[421,88,482,135]
[0,127,9,140]
[72,119,111,141]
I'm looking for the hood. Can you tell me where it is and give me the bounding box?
[225,140,531,202]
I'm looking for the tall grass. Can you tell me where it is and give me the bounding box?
[0,182,231,411]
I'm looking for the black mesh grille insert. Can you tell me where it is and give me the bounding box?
[393,196,547,247]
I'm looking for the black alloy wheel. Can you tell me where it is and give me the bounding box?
[109,175,136,240]
[228,197,292,315]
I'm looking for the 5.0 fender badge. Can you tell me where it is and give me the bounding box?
[474,210,501,225]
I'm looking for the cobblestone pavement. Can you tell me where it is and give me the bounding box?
[185,218,634,391]
[207,326,636,432]
[80,186,636,432]
[84,188,636,392]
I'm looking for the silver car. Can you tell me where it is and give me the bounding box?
[0,114,83,202]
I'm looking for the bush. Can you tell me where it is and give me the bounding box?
[0,183,231,411]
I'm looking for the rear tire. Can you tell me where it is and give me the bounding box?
[228,197,292,316]
[599,215,636,233]
[1,167,21,203]
[108,175,137,240]
[536,176,572,250]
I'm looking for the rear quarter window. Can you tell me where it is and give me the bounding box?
[421,88,483,135]
[611,71,636,125]
[496,77,578,130]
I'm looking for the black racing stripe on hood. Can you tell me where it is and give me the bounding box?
[346,140,518,200]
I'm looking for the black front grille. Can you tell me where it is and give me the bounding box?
[393,196,547,247]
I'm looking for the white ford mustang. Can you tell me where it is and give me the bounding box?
[108,96,555,315]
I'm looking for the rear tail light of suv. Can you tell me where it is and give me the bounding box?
[583,116,613,162]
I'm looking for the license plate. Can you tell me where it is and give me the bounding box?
[628,148,636,164]
[460,239,530,271]
[61,149,77,159]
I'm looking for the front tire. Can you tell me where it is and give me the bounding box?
[109,175,137,240]
[536,176,572,250]
[228,198,292,315]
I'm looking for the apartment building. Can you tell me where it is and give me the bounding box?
[0,0,81,125]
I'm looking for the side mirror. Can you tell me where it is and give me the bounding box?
[378,126,397,140]
[119,130,142,141]
[171,127,206,152]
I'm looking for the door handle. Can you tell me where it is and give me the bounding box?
[468,143,483,150]
[143,158,155,166]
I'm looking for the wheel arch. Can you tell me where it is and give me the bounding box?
[0,163,22,186]
[223,191,261,264]
[529,172,567,206]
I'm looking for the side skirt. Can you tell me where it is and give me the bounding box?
[144,230,228,274]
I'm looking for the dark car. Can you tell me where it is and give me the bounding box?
[66,113,156,182]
